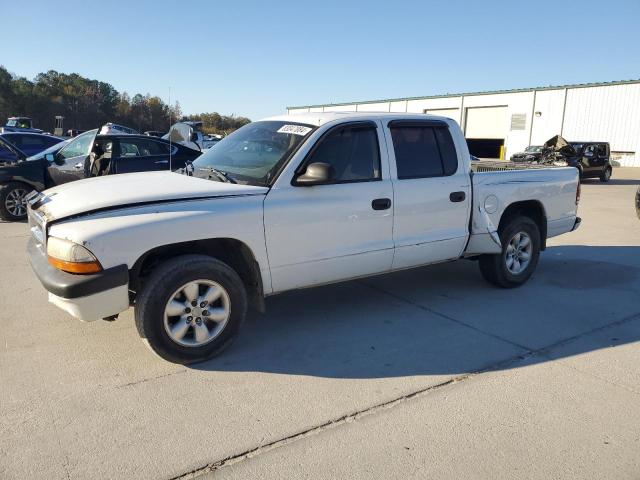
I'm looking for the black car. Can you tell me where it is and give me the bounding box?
[567,141,612,181]
[510,145,543,162]
[0,132,64,163]
[0,130,201,221]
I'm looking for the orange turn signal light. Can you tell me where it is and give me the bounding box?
[48,256,103,274]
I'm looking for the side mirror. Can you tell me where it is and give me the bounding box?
[295,162,334,186]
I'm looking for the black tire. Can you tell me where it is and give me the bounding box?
[134,254,248,364]
[0,182,31,221]
[479,216,541,288]
[599,166,612,183]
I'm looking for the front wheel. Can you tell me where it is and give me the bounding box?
[479,216,541,288]
[134,254,248,364]
[0,182,31,221]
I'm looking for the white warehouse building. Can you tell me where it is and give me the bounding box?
[287,80,640,167]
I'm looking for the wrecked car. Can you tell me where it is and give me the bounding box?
[517,135,612,182]
[0,128,200,221]
[510,145,543,162]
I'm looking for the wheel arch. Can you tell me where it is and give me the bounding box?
[130,238,265,312]
[498,200,547,250]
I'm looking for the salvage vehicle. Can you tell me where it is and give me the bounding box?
[26,113,581,363]
[0,129,200,221]
[163,121,205,151]
[518,136,612,182]
[0,132,64,162]
[510,145,543,162]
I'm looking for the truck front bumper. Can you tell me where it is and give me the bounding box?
[27,238,130,321]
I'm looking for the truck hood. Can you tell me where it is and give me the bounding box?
[34,171,268,222]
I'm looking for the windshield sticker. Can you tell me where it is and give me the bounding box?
[277,125,312,136]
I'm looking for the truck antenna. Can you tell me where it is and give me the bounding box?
[168,87,172,171]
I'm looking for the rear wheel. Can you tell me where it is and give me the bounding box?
[134,254,248,364]
[599,166,612,182]
[0,182,30,221]
[479,216,541,288]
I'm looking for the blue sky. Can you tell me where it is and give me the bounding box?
[2,0,639,120]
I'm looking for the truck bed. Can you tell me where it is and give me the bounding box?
[471,160,561,172]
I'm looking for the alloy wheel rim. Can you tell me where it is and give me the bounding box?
[505,231,532,275]
[163,279,231,347]
[5,188,28,217]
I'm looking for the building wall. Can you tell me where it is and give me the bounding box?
[530,89,566,145]
[287,82,640,166]
[562,84,640,167]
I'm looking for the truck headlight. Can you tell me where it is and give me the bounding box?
[47,237,103,274]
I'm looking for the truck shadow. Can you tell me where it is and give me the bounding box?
[192,245,640,379]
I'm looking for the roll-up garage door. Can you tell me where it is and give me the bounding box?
[464,106,508,139]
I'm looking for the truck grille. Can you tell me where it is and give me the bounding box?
[27,204,47,253]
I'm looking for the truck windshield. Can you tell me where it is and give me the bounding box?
[191,121,315,186]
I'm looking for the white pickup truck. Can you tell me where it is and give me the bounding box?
[27,113,581,363]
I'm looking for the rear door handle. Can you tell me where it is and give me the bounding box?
[371,198,392,210]
[449,191,466,202]
[155,160,169,164]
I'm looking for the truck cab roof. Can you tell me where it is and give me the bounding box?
[267,112,452,127]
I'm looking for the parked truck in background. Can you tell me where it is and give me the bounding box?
[26,113,581,363]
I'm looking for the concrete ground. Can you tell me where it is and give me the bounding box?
[1,168,639,480]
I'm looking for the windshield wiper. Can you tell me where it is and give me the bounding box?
[197,166,236,183]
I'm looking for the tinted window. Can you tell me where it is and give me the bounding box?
[391,126,457,179]
[118,138,169,157]
[0,143,18,162]
[434,128,458,175]
[305,125,380,182]
[597,144,608,157]
[12,135,58,149]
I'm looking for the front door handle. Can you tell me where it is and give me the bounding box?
[449,191,466,202]
[372,198,392,210]
[74,162,83,169]
[155,160,169,164]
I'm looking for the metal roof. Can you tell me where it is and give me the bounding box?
[287,79,640,110]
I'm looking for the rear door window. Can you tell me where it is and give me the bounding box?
[118,138,169,157]
[12,135,57,151]
[390,124,458,179]
[597,144,608,157]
